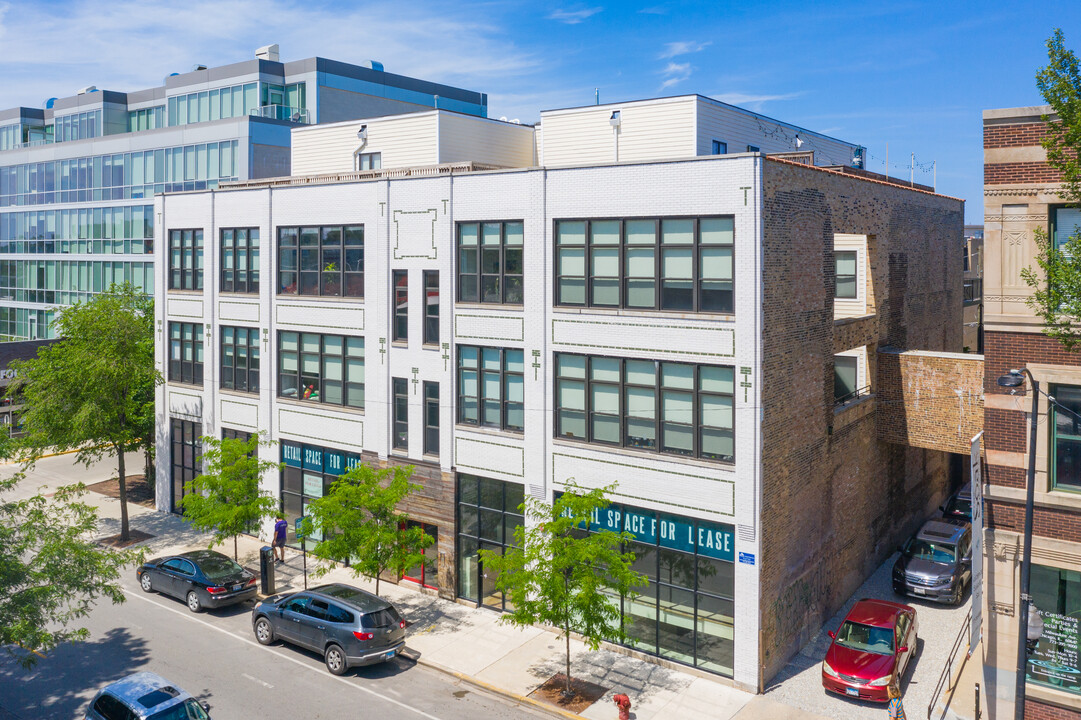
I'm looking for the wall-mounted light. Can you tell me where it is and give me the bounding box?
[357,124,368,140]
[609,110,621,128]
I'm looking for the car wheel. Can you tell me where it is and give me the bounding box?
[139,572,153,593]
[186,591,203,613]
[325,644,347,676]
[951,582,963,606]
[254,617,275,645]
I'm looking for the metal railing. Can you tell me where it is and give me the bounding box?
[220,162,508,190]
[928,608,972,719]
[834,384,872,408]
[249,105,310,124]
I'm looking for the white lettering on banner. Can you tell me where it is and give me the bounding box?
[0,369,16,380]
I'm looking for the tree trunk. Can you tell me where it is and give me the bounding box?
[144,446,154,502]
[233,534,238,561]
[375,570,380,596]
[564,570,572,696]
[117,446,130,541]
[565,627,571,695]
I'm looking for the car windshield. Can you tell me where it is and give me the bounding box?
[835,620,895,656]
[904,538,956,564]
[148,698,209,720]
[946,497,972,516]
[199,555,244,582]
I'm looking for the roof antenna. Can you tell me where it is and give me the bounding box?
[595,88,599,105]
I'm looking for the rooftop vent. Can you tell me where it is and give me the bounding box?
[42,97,57,110]
[192,64,208,72]
[76,85,98,95]
[256,44,280,62]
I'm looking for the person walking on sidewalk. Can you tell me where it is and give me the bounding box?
[887,684,906,720]
[273,515,287,563]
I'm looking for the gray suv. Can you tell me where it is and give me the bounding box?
[252,583,406,675]
[892,519,972,605]
[85,672,210,720]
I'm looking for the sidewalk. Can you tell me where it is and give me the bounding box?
[87,484,825,720]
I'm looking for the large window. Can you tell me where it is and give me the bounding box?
[168,322,204,385]
[423,270,439,345]
[393,270,408,342]
[555,217,733,313]
[565,497,735,677]
[168,82,258,126]
[835,251,857,299]
[424,382,440,456]
[1051,384,1081,492]
[280,442,361,548]
[456,474,524,611]
[393,378,408,451]
[1052,206,1081,252]
[457,222,524,304]
[168,229,203,291]
[278,332,364,409]
[170,419,202,513]
[357,153,381,171]
[834,355,859,404]
[1028,563,1081,695]
[277,225,363,297]
[457,346,524,432]
[221,228,259,294]
[221,326,259,393]
[555,354,734,461]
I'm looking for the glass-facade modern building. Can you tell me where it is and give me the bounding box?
[0,47,486,340]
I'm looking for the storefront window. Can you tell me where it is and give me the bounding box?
[1051,385,1081,492]
[456,474,524,611]
[280,441,360,549]
[1028,563,1081,694]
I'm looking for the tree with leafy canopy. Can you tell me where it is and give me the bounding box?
[0,427,143,667]
[179,432,281,560]
[1022,29,1081,349]
[479,482,646,697]
[11,283,159,541]
[301,462,432,595]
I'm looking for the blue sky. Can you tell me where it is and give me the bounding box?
[1,0,1079,222]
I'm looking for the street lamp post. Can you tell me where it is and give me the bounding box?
[997,368,1039,720]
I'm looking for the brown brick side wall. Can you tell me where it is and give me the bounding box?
[876,350,983,454]
[984,122,1051,149]
[987,500,1081,542]
[1026,699,1081,719]
[985,162,1063,185]
[758,159,963,685]
[986,407,1026,453]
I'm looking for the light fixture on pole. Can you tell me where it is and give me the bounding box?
[997,368,1039,720]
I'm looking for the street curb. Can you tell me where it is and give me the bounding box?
[412,656,585,720]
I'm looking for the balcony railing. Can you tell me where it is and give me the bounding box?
[834,384,872,408]
[249,105,310,124]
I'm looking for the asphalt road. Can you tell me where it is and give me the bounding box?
[0,574,554,720]
[0,452,552,720]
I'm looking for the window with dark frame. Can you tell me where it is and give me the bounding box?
[424,381,439,455]
[222,427,253,443]
[1050,384,1081,492]
[554,353,734,461]
[423,270,439,345]
[393,270,408,342]
[278,331,364,408]
[220,326,259,393]
[457,221,524,304]
[555,217,733,313]
[168,322,203,385]
[833,355,859,403]
[277,225,363,297]
[746,145,760,152]
[221,228,259,293]
[835,251,858,299]
[1052,206,1081,253]
[170,418,202,513]
[168,229,203,290]
[393,377,408,450]
[711,140,727,155]
[457,346,524,432]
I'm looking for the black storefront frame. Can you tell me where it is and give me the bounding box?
[455,473,525,612]
[170,418,202,513]
[279,440,361,548]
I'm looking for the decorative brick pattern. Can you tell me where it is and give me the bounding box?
[984,162,1063,185]
[984,122,1052,149]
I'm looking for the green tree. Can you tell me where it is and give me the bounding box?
[12,284,159,541]
[179,432,281,560]
[479,482,646,697]
[301,462,432,595]
[0,471,144,668]
[1022,29,1081,349]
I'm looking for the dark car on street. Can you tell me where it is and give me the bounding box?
[941,482,973,522]
[251,583,407,675]
[892,519,972,605]
[821,598,919,702]
[137,549,257,612]
[85,671,211,720]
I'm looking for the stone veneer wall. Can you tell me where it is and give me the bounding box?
[757,158,964,683]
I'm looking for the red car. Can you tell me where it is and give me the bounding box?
[821,598,918,702]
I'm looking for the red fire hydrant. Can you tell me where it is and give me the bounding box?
[613,693,631,720]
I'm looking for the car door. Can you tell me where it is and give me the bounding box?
[296,599,331,651]
[276,596,311,645]
[959,532,973,584]
[895,612,914,677]
[170,558,199,599]
[157,558,189,599]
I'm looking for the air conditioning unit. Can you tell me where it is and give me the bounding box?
[76,85,98,95]
[256,44,280,62]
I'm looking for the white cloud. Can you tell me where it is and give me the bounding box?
[659,61,691,90]
[547,7,603,24]
[0,0,541,111]
[659,40,710,59]
[711,91,803,112]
